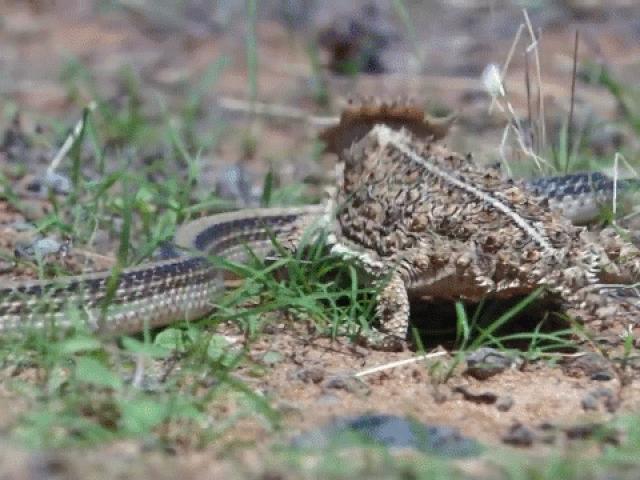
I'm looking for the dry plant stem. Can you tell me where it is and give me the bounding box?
[617,153,639,177]
[48,101,97,174]
[613,152,620,221]
[612,152,640,223]
[218,97,338,127]
[492,15,553,174]
[499,125,513,176]
[500,23,525,83]
[525,48,532,140]
[523,8,545,153]
[567,30,580,172]
[354,351,447,378]
[488,23,524,115]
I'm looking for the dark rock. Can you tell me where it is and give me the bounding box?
[452,385,497,404]
[317,4,398,75]
[502,422,534,447]
[581,392,599,411]
[323,375,370,396]
[292,414,483,458]
[590,370,614,381]
[561,352,613,380]
[465,347,516,380]
[496,395,514,412]
[581,387,620,413]
[564,423,619,445]
[28,453,71,479]
[295,366,325,384]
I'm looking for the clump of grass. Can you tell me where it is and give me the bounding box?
[582,62,640,135]
[484,14,592,177]
[214,226,378,344]
[0,63,290,448]
[425,290,577,382]
[3,315,274,449]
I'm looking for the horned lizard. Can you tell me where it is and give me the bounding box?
[309,103,640,350]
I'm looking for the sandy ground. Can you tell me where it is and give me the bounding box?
[2,1,640,477]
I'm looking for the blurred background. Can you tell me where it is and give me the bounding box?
[2,0,640,212]
[0,0,640,180]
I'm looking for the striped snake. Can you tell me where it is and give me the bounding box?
[0,171,633,335]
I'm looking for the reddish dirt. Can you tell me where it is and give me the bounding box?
[2,1,640,477]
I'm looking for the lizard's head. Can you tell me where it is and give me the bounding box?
[318,97,456,157]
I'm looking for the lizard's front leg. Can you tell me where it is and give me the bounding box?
[360,243,499,351]
[595,227,640,282]
[358,271,409,351]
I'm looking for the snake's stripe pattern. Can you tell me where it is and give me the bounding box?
[0,206,323,334]
[526,172,639,224]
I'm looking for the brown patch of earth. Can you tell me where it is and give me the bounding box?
[2,1,640,477]
[0,322,638,477]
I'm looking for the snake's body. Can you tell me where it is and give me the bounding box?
[0,172,635,334]
[0,206,323,334]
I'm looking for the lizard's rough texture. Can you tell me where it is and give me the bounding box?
[325,124,640,349]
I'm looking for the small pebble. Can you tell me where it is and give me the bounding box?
[315,394,340,406]
[323,375,370,396]
[502,422,534,447]
[590,370,614,381]
[43,171,71,195]
[453,385,497,404]
[15,236,63,260]
[293,414,483,457]
[581,393,599,411]
[295,366,325,384]
[0,259,15,273]
[581,387,619,412]
[32,237,63,259]
[496,395,514,412]
[561,352,613,379]
[465,347,516,380]
[8,221,37,232]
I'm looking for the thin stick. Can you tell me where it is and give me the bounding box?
[524,48,532,148]
[613,152,620,222]
[354,351,447,377]
[615,151,639,178]
[47,101,97,174]
[567,30,579,173]
[500,23,525,81]
[499,125,513,177]
[355,349,590,378]
[219,97,338,127]
[537,26,546,150]
[487,22,523,115]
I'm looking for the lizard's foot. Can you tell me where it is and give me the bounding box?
[376,271,410,334]
[357,271,410,351]
[595,227,640,281]
[357,328,406,352]
[566,284,640,337]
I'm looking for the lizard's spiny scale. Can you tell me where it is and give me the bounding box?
[329,124,640,349]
